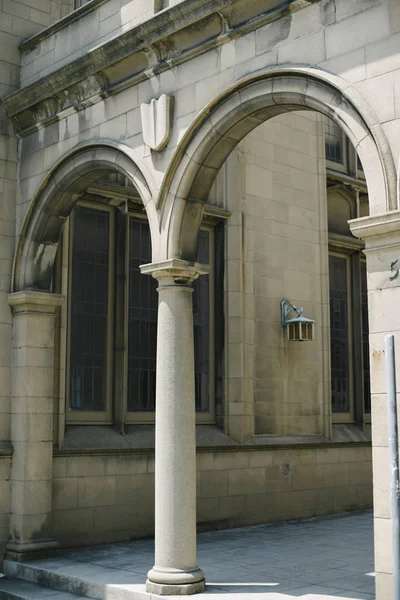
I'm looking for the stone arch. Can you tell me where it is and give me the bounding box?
[13,141,159,292]
[159,66,395,261]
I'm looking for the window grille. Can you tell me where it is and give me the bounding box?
[69,206,110,413]
[329,254,351,414]
[325,119,345,166]
[67,202,214,422]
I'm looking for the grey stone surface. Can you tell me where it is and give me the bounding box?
[61,425,238,450]
[0,578,87,599]
[3,511,374,599]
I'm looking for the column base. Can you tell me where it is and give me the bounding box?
[5,540,61,562]
[146,566,205,595]
[146,579,206,595]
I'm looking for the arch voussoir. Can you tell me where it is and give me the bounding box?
[13,141,157,293]
[159,67,395,262]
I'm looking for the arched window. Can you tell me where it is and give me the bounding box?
[59,181,216,427]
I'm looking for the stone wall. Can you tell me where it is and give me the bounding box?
[19,0,171,86]
[51,445,372,548]
[228,111,329,437]
[0,0,75,555]
[1,0,396,593]
[0,456,10,553]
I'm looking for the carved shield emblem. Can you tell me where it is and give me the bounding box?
[140,94,174,152]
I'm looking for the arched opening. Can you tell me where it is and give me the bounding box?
[190,109,373,441]
[155,68,392,443]
[159,68,394,263]
[12,141,217,448]
[12,142,158,293]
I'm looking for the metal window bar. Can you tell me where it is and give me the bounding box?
[329,254,351,414]
[325,119,345,165]
[127,218,211,412]
[69,206,110,412]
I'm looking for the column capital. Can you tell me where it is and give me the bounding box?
[140,259,209,285]
[8,291,65,314]
[349,211,400,251]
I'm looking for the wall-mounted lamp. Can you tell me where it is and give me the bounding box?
[281,299,315,342]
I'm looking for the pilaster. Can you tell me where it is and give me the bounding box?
[350,211,400,600]
[6,291,64,561]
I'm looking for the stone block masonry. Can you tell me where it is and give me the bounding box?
[50,445,372,548]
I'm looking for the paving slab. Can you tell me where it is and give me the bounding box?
[2,511,374,600]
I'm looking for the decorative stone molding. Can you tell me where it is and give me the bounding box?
[159,68,394,261]
[8,291,65,314]
[349,211,400,244]
[12,142,156,293]
[140,259,209,284]
[141,95,174,152]
[19,0,109,52]
[2,0,313,136]
[349,211,400,286]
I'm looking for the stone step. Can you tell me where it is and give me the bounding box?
[3,560,152,600]
[0,577,87,600]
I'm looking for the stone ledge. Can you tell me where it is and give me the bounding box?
[350,210,400,240]
[2,0,310,136]
[19,0,108,52]
[8,291,65,313]
[54,424,371,457]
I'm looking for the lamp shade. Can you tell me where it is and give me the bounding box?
[285,315,315,342]
[281,299,315,342]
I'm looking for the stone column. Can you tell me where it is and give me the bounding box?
[141,259,208,595]
[350,212,400,600]
[6,291,64,561]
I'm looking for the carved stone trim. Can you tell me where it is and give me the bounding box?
[140,259,209,285]
[141,95,174,152]
[3,0,310,136]
[350,211,400,240]
[19,0,109,52]
[8,291,65,314]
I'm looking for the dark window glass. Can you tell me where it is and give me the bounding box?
[329,255,350,413]
[361,262,371,413]
[127,217,158,412]
[194,230,210,412]
[69,206,110,412]
[325,120,344,165]
[127,220,210,412]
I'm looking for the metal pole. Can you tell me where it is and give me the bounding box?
[386,334,400,600]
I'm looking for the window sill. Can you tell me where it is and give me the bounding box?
[55,423,371,456]
[58,424,238,453]
[331,423,371,443]
[246,425,371,447]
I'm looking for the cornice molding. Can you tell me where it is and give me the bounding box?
[2,0,312,136]
[19,0,109,52]
[8,291,65,313]
[349,211,400,241]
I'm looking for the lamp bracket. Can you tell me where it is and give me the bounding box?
[281,299,303,327]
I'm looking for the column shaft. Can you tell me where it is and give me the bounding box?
[142,260,207,596]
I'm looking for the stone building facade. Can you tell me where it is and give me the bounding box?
[0,0,399,598]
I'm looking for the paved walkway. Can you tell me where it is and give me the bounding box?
[50,510,375,599]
